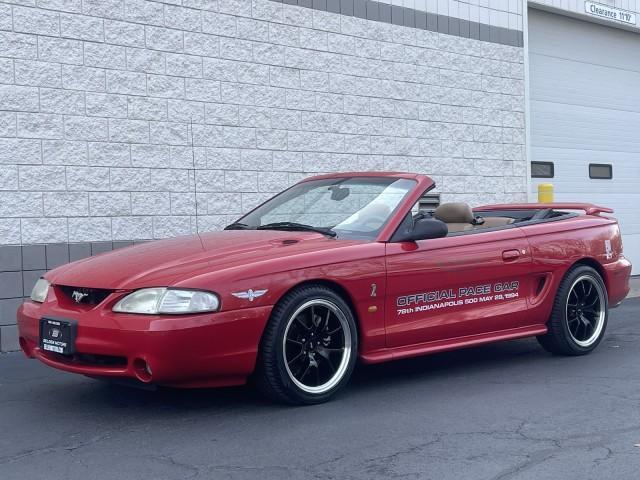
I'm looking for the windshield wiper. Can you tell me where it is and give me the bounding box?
[256,222,337,237]
[224,222,250,230]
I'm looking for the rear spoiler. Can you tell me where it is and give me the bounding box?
[474,203,614,216]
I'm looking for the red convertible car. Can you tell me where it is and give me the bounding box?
[18,172,632,404]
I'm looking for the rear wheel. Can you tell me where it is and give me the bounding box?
[255,285,358,404]
[537,265,608,355]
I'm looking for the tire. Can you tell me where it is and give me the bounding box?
[537,265,608,356]
[255,285,358,405]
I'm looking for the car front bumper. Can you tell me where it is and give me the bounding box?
[17,300,272,388]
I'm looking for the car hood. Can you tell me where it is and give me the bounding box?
[46,230,366,290]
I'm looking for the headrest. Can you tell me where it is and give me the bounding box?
[434,202,474,224]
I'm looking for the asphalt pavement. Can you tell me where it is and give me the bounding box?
[2,298,640,480]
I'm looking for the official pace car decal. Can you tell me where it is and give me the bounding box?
[396,281,519,316]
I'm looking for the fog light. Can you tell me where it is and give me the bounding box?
[133,358,153,383]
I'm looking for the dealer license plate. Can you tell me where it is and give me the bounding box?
[39,318,77,355]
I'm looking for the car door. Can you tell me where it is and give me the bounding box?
[384,227,533,348]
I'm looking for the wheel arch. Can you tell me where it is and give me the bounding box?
[570,257,608,291]
[281,279,360,330]
[262,278,362,346]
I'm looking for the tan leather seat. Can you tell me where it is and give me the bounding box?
[473,216,515,229]
[434,202,474,233]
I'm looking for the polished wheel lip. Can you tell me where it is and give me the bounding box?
[283,299,351,395]
[566,274,606,348]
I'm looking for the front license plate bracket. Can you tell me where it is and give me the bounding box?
[39,317,78,355]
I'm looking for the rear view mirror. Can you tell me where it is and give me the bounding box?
[394,217,448,242]
[329,186,350,201]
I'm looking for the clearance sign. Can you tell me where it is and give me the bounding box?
[584,1,636,25]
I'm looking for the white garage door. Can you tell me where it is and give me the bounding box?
[529,8,640,274]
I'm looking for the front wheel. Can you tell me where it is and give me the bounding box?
[537,265,608,355]
[255,285,358,404]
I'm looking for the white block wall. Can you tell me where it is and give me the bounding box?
[0,0,526,246]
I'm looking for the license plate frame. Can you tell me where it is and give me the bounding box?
[39,317,77,355]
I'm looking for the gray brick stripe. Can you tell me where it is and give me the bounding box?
[0,240,149,350]
[0,240,142,302]
[271,0,524,47]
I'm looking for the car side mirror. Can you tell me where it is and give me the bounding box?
[393,217,448,242]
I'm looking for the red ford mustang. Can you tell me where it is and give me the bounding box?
[17,172,632,404]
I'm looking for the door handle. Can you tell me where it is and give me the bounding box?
[502,249,520,261]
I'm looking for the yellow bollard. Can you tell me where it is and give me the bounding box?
[538,183,554,203]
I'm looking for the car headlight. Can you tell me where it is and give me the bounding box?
[30,278,50,303]
[112,288,220,315]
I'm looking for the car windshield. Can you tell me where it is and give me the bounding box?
[228,177,417,240]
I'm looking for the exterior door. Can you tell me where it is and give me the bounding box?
[529,8,640,274]
[385,228,533,348]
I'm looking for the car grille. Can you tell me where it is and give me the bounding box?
[58,285,113,306]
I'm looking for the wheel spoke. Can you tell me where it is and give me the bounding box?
[577,321,585,340]
[569,322,577,337]
[326,326,342,336]
[583,320,591,337]
[582,319,592,338]
[313,307,326,333]
[297,358,311,380]
[316,348,337,374]
[322,347,344,353]
[583,318,594,335]
[287,351,304,365]
[295,314,312,331]
[584,297,599,309]
[316,307,330,333]
[287,338,302,346]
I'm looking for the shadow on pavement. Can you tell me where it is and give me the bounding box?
[49,337,546,413]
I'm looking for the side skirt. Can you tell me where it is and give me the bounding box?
[359,325,548,364]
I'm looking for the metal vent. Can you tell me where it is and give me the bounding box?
[418,193,441,212]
